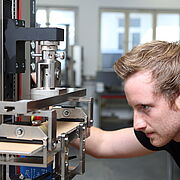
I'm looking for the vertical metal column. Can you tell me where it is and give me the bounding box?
[48,110,57,151]
[0,0,4,113]
[5,155,9,180]
[12,0,18,101]
[78,123,86,174]
[55,151,61,177]
[21,0,31,99]
[64,25,70,86]
[30,0,36,78]
[60,133,69,180]
[0,1,3,179]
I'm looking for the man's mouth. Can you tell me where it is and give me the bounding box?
[145,132,154,138]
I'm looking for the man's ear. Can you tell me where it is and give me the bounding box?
[175,95,180,110]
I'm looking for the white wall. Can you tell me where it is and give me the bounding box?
[37,0,180,77]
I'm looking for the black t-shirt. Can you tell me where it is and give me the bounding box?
[134,130,180,168]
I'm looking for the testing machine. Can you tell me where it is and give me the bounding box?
[0,0,93,179]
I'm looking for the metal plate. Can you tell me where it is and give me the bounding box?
[0,88,86,114]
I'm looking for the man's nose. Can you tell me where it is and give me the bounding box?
[133,111,147,131]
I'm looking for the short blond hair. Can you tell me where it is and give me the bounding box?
[114,40,180,107]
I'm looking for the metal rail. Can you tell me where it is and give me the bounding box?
[0,88,86,114]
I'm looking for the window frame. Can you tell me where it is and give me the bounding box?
[99,8,180,71]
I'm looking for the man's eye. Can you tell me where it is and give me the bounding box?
[141,104,150,110]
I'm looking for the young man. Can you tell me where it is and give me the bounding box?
[73,40,180,167]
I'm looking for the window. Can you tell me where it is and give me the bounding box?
[156,13,180,41]
[118,18,124,27]
[101,12,125,70]
[100,10,180,70]
[129,13,152,50]
[118,33,124,49]
[132,33,140,47]
[130,18,140,27]
[36,9,47,27]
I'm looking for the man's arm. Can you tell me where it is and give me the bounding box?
[73,127,154,158]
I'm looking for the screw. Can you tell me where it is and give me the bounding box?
[63,110,70,117]
[19,174,25,180]
[22,62,25,68]
[31,41,36,49]
[53,142,56,148]
[15,20,18,25]
[90,119,94,125]
[31,63,35,71]
[16,128,24,136]
[48,53,53,59]
[17,129,23,135]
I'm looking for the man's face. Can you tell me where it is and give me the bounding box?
[124,71,180,147]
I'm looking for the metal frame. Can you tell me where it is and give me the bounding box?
[0,89,93,179]
[0,2,3,179]
[0,0,3,103]
[1,1,93,179]
[0,88,86,114]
